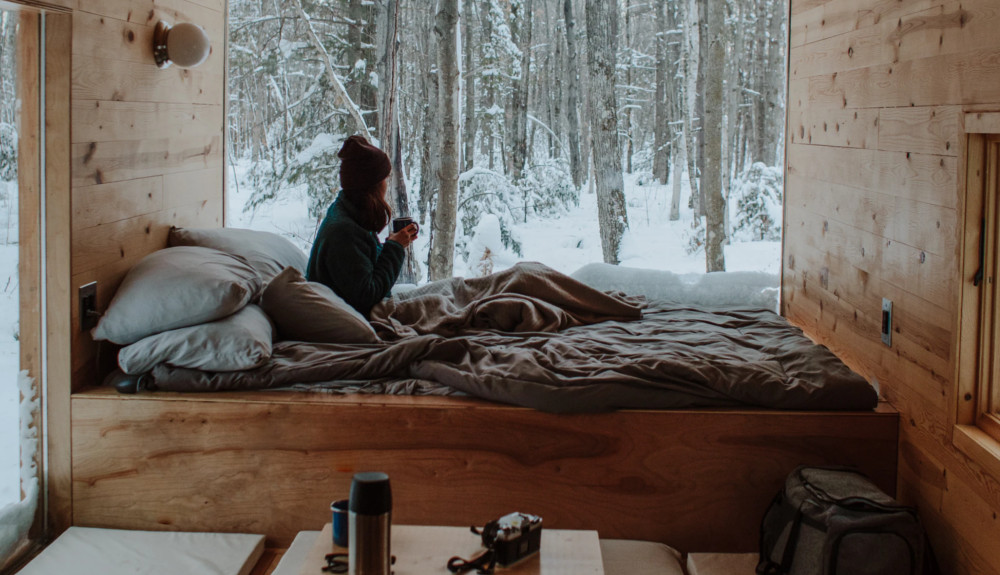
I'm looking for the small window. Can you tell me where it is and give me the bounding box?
[970,134,1000,443]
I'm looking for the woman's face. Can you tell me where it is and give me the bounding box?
[375,177,389,198]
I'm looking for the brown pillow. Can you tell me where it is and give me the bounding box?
[259,267,378,343]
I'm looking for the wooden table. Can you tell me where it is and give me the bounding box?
[297,524,604,575]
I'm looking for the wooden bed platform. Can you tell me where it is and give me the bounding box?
[70,388,898,552]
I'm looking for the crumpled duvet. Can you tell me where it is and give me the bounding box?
[150,262,877,413]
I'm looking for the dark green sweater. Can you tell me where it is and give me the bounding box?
[306,195,405,317]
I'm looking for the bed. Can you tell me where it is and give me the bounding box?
[69,227,896,552]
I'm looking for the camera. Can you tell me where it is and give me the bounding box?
[480,512,543,566]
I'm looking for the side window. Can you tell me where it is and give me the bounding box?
[957,126,1000,476]
[972,135,1000,442]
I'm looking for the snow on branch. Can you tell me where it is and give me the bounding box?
[293,0,372,141]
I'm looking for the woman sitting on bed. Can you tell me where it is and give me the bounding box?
[306,135,419,317]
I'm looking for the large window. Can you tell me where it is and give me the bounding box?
[0,5,45,570]
[225,0,787,286]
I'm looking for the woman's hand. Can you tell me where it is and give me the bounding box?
[387,223,418,248]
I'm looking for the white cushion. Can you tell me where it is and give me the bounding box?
[271,530,322,575]
[118,304,273,374]
[17,526,265,575]
[92,247,263,345]
[169,226,308,282]
[599,539,685,575]
[259,266,378,343]
[687,552,760,575]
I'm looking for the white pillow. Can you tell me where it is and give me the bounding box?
[169,226,308,282]
[91,246,263,345]
[118,305,273,374]
[259,267,378,344]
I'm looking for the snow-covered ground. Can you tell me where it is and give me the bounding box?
[0,176,21,508]
[0,163,781,508]
[225,159,781,280]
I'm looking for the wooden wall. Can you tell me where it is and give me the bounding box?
[783,0,1000,573]
[47,0,226,532]
[68,0,226,391]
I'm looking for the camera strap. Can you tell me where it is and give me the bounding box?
[446,549,497,575]
[446,525,497,575]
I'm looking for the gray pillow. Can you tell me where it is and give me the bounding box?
[118,305,274,374]
[91,246,263,345]
[259,267,378,344]
[169,226,308,282]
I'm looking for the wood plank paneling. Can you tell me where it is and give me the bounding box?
[67,0,227,490]
[786,0,1000,572]
[70,390,898,551]
[71,100,222,143]
[45,11,74,534]
[71,135,222,188]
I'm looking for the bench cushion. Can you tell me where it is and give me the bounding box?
[600,539,685,575]
[686,552,760,575]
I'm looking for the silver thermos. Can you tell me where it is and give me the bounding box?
[348,472,392,575]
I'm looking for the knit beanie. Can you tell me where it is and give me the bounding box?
[338,135,391,191]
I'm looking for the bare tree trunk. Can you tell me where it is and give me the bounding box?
[418,4,440,226]
[683,0,700,213]
[704,0,726,272]
[462,0,477,173]
[376,0,419,283]
[563,0,584,189]
[585,0,628,264]
[429,0,460,281]
[670,128,684,220]
[764,0,786,166]
[623,0,633,175]
[507,0,533,180]
[652,0,670,185]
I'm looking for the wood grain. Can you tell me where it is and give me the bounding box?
[70,390,898,552]
[298,525,604,575]
[45,11,74,536]
[787,0,1000,570]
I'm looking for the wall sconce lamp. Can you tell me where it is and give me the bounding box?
[153,20,211,69]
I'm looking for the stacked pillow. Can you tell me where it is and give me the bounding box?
[92,227,381,377]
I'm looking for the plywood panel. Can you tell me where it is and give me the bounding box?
[72,101,222,143]
[72,55,222,105]
[72,9,223,76]
[788,144,959,207]
[878,106,961,157]
[71,135,222,187]
[807,48,1000,110]
[787,107,879,148]
[70,390,898,551]
[78,0,223,27]
[72,177,164,231]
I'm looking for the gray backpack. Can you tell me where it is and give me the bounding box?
[757,466,928,575]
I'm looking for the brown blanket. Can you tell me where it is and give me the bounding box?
[370,262,645,337]
[150,263,877,413]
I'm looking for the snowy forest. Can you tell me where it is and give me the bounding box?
[228,0,787,284]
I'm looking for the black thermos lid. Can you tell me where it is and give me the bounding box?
[349,472,392,515]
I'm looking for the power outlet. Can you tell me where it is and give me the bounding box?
[881,298,892,347]
[79,282,98,332]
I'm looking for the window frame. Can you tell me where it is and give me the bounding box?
[0,2,71,570]
[956,123,1000,477]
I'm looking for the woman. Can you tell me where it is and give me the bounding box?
[306,135,418,317]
